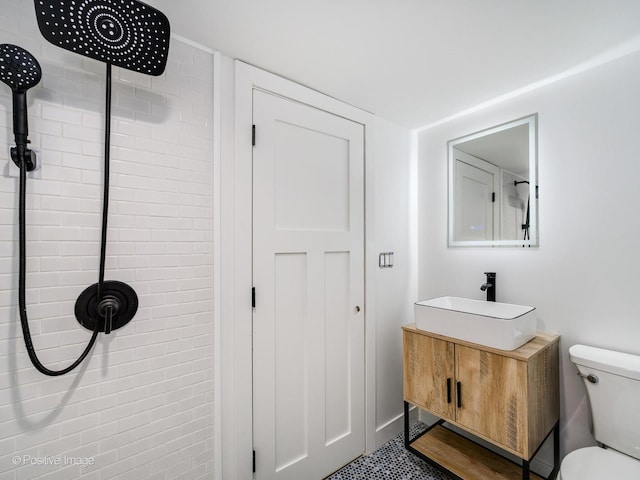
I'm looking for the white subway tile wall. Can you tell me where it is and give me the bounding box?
[0,0,215,479]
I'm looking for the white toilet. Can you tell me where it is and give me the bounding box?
[559,344,640,479]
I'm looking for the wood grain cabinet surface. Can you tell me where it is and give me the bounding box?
[403,324,559,461]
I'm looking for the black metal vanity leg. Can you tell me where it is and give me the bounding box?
[522,459,530,480]
[404,401,410,448]
[552,422,560,479]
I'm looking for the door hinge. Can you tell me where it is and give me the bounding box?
[253,450,256,473]
[492,192,496,203]
[252,287,256,308]
[252,124,256,146]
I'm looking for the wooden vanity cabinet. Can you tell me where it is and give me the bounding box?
[403,324,560,479]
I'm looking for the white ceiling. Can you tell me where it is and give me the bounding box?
[144,0,640,128]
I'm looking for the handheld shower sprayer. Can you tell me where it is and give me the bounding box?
[1,44,101,376]
[0,44,41,170]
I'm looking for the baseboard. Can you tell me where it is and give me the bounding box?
[374,406,419,449]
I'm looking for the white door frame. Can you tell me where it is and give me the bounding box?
[219,60,379,480]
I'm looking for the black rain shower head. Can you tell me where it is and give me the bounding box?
[34,0,170,76]
[0,44,41,168]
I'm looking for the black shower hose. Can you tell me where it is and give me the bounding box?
[17,64,113,376]
[18,156,100,376]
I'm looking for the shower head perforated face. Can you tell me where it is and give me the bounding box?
[34,0,170,76]
[0,44,42,92]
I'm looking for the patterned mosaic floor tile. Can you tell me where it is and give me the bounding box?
[326,423,453,480]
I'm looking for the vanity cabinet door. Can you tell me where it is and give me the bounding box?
[455,345,528,455]
[403,331,455,420]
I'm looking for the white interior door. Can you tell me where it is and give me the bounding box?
[252,90,365,480]
[453,148,499,241]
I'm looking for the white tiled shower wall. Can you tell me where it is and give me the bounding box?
[0,1,215,479]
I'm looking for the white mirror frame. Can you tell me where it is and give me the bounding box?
[447,114,538,247]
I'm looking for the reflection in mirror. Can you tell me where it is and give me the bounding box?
[448,114,538,247]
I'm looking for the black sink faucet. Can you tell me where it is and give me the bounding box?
[480,272,496,302]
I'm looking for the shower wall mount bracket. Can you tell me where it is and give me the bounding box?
[10,146,37,171]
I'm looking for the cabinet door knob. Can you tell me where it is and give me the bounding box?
[446,378,452,404]
[355,306,361,313]
[456,381,462,408]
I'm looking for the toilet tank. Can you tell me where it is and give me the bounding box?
[569,344,640,461]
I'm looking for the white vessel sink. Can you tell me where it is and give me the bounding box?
[414,296,536,351]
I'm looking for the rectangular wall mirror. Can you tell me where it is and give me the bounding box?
[448,114,538,247]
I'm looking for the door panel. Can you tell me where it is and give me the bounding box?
[253,89,365,480]
[274,253,309,471]
[324,251,351,446]
[274,122,350,232]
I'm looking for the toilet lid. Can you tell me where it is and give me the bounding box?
[561,446,640,479]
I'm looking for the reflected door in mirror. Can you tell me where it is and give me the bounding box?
[453,149,499,241]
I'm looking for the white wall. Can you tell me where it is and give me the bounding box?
[0,1,215,478]
[417,49,640,461]
[371,117,413,444]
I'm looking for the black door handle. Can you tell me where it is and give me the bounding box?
[456,381,462,408]
[446,378,452,404]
